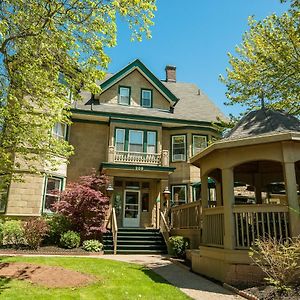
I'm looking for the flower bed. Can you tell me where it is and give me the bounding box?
[0,245,103,256]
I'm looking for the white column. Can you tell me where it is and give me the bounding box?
[222,168,235,249]
[283,162,300,237]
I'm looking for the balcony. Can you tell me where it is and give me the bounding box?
[108,146,169,167]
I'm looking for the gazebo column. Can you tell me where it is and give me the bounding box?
[254,173,262,204]
[283,162,300,237]
[216,181,222,206]
[222,168,235,249]
[201,174,209,208]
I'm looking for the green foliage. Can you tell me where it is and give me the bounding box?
[23,218,49,250]
[249,237,300,291]
[2,220,25,247]
[60,230,80,249]
[169,236,189,258]
[221,1,300,116]
[0,0,156,181]
[43,214,71,245]
[82,240,103,252]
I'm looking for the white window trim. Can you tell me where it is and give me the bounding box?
[171,185,187,205]
[172,135,186,162]
[43,176,64,214]
[147,131,156,153]
[192,135,208,156]
[128,130,144,153]
[52,123,67,140]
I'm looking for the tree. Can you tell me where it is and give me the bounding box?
[220,1,300,116]
[0,0,156,184]
[53,172,109,238]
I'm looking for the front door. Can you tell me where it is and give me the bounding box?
[123,190,140,227]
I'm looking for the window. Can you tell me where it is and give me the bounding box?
[192,135,208,155]
[193,186,201,202]
[171,185,187,205]
[43,177,63,213]
[115,129,125,151]
[172,135,186,161]
[147,131,156,153]
[129,130,144,153]
[141,89,152,108]
[52,123,67,140]
[0,177,8,213]
[118,86,130,105]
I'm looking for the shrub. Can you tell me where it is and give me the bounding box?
[53,172,109,239]
[82,240,103,252]
[250,237,300,291]
[2,220,25,247]
[169,236,189,258]
[23,218,49,249]
[60,231,80,249]
[43,214,71,245]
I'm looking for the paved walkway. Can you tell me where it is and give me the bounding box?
[102,255,243,300]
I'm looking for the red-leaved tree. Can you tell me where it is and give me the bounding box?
[53,172,110,239]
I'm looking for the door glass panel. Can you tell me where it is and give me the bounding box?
[125,191,139,219]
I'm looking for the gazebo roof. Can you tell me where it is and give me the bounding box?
[224,108,300,141]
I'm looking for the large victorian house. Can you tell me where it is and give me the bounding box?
[3,59,225,230]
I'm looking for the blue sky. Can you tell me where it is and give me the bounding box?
[106,0,289,117]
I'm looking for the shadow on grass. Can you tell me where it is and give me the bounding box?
[140,267,170,285]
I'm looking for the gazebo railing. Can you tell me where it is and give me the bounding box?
[233,204,289,249]
[202,206,224,247]
[171,201,202,229]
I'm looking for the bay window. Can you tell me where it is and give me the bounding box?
[43,177,64,213]
[192,135,208,156]
[172,135,186,161]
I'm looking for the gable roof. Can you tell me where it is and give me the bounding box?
[99,59,179,104]
[224,108,300,141]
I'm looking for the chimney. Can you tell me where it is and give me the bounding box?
[165,65,176,82]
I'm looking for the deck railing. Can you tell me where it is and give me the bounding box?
[202,206,224,247]
[233,204,289,249]
[171,201,202,229]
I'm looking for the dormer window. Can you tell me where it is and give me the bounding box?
[141,89,152,108]
[118,86,131,105]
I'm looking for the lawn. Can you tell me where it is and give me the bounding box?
[0,256,190,300]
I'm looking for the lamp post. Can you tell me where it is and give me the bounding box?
[106,184,114,198]
[163,186,171,208]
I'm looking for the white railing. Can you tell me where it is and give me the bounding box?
[160,211,170,251]
[233,204,289,249]
[202,206,224,247]
[106,206,118,255]
[171,201,202,229]
[115,150,161,165]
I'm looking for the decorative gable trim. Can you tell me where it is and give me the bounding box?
[100,59,179,104]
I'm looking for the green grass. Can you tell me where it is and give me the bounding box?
[0,256,190,300]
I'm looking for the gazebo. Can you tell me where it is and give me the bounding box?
[189,108,300,285]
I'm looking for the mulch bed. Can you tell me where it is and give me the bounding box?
[0,246,103,256]
[241,285,300,300]
[0,262,97,288]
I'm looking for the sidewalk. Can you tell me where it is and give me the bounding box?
[102,255,243,300]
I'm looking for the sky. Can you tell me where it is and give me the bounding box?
[106,0,289,117]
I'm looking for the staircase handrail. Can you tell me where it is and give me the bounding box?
[159,210,170,252]
[111,207,118,255]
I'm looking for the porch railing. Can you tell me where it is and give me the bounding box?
[233,204,289,249]
[171,201,202,229]
[202,206,224,247]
